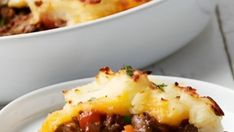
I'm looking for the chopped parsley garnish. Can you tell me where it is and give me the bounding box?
[123,65,134,77]
[156,83,167,91]
[123,116,131,124]
[153,83,167,92]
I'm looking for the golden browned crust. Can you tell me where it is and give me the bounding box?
[175,82,224,117]
[205,96,224,116]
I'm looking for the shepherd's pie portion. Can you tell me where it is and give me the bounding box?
[40,66,224,132]
[0,0,148,36]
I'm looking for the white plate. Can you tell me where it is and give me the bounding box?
[0,75,233,132]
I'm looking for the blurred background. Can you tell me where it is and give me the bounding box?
[144,0,234,88]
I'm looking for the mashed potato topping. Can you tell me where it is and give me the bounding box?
[8,0,148,25]
[40,66,224,132]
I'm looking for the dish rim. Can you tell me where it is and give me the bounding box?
[0,0,165,41]
[1,75,234,114]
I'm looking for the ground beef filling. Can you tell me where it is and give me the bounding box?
[0,6,66,36]
[55,112,198,132]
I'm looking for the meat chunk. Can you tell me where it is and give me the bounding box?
[0,6,66,36]
[55,122,81,132]
[83,122,102,132]
[0,13,40,35]
[177,120,198,132]
[103,114,125,132]
[131,113,153,132]
[0,6,15,21]
[131,112,173,132]
[131,113,198,132]
[179,125,198,132]
[0,6,39,36]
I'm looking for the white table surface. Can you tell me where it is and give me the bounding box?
[145,1,234,89]
[1,1,234,109]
